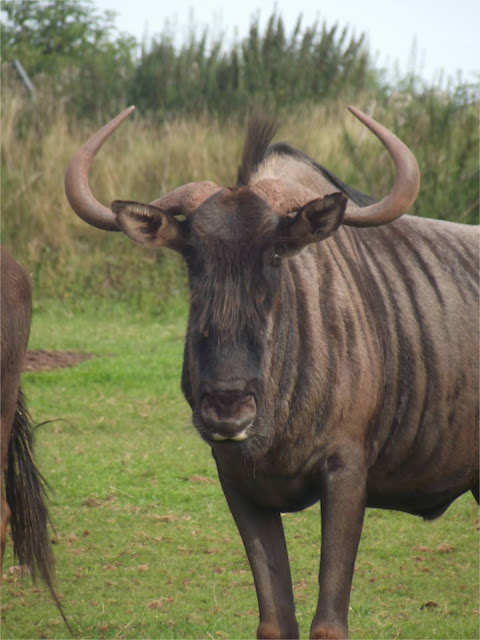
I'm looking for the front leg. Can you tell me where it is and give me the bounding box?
[216,463,299,640]
[310,447,367,640]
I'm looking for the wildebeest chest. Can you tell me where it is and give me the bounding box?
[214,449,326,512]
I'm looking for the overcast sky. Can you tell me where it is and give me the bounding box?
[93,0,479,85]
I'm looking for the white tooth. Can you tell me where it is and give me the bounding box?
[211,424,252,442]
[231,430,249,442]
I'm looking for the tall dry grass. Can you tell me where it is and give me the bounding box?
[2,83,478,307]
[1,92,241,307]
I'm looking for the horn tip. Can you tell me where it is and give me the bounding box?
[348,105,363,118]
[118,105,136,120]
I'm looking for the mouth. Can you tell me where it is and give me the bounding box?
[210,420,254,443]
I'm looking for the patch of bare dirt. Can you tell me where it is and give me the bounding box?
[23,350,93,372]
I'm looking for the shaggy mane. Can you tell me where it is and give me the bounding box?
[236,117,279,187]
[236,117,376,208]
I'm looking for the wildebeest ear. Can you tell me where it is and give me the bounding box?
[111,201,186,253]
[279,192,347,256]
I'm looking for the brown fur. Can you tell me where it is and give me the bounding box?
[1,247,33,561]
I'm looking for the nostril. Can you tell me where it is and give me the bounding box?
[240,393,256,420]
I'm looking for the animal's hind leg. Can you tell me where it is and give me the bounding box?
[1,388,17,570]
[1,485,11,568]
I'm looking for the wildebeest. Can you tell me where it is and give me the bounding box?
[1,247,69,629]
[65,106,479,639]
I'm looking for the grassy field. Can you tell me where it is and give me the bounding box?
[1,298,478,640]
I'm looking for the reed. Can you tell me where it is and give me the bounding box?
[2,80,477,308]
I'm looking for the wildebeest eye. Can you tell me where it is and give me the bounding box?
[270,252,282,267]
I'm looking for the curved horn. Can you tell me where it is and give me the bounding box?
[251,179,318,215]
[65,107,222,231]
[251,107,420,227]
[150,181,223,212]
[343,106,420,226]
[65,106,136,231]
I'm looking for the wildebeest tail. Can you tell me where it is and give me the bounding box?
[5,388,72,633]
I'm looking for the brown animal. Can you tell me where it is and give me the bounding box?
[1,246,34,564]
[0,247,69,629]
[65,106,479,639]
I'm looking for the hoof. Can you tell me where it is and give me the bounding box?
[258,621,299,639]
[310,623,347,639]
[257,622,282,639]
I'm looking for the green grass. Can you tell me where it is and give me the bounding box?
[1,300,478,639]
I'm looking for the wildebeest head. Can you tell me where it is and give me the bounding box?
[112,183,347,449]
[64,106,419,451]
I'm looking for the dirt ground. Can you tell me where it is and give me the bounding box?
[23,350,92,372]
